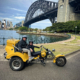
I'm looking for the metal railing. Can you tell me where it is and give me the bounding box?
[0,37,49,45]
[0,38,21,46]
[0,34,71,46]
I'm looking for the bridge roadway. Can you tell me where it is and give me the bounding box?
[0,47,80,80]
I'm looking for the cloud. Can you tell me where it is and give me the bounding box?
[14,16,25,19]
[0,13,4,15]
[0,17,13,21]
[16,13,26,16]
[9,8,27,12]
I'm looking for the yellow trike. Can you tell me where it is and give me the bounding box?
[4,39,66,71]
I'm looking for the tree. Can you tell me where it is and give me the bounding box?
[43,20,80,33]
[19,26,28,31]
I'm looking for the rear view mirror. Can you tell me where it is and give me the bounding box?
[52,49,55,52]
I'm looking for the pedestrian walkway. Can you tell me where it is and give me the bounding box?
[0,48,7,61]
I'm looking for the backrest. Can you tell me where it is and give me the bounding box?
[7,39,20,47]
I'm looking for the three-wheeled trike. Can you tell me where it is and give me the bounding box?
[4,39,67,71]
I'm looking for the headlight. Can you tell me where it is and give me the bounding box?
[52,49,55,52]
[48,51,51,55]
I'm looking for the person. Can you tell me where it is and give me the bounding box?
[28,40,40,54]
[15,35,34,62]
[28,40,45,65]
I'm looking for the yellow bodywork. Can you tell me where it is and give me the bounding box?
[5,39,29,62]
[5,39,46,62]
[53,54,65,63]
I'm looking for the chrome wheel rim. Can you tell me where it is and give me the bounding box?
[57,58,65,66]
[12,60,21,69]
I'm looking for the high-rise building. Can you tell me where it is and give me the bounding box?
[4,19,6,23]
[4,20,6,29]
[7,21,10,27]
[16,20,24,27]
[0,21,1,28]
[10,22,13,28]
[1,19,6,29]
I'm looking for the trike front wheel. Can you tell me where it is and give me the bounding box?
[56,57,66,67]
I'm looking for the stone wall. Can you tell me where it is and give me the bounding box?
[57,0,80,22]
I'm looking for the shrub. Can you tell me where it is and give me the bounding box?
[44,20,80,33]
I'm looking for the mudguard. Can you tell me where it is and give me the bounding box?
[6,52,28,62]
[53,54,65,63]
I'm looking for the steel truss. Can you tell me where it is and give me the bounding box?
[24,0,58,23]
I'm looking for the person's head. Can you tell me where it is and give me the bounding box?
[22,35,27,41]
[29,41,33,45]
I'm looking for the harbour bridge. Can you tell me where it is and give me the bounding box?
[24,0,80,27]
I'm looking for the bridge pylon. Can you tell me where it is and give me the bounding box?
[57,0,80,22]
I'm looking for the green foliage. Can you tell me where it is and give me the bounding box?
[44,20,80,33]
[33,28,38,32]
[28,28,33,32]
[14,27,20,30]
[43,26,52,32]
[34,28,38,31]
[19,26,28,31]
[9,28,13,30]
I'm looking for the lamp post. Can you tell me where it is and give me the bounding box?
[75,26,77,39]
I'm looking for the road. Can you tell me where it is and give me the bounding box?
[0,51,80,80]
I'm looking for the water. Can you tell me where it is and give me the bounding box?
[0,30,70,45]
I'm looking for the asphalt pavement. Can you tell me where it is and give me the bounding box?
[0,51,80,80]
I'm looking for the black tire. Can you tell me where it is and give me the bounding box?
[56,57,67,67]
[9,57,24,71]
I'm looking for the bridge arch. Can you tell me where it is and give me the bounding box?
[32,9,44,18]
[24,0,58,23]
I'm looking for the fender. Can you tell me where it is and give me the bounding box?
[53,54,65,63]
[6,52,28,62]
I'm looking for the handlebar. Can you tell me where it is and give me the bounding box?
[40,45,54,57]
[40,45,48,51]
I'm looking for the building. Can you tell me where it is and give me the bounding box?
[7,21,10,27]
[16,20,24,27]
[2,20,6,29]
[10,22,13,28]
[14,25,17,28]
[16,22,21,27]
[4,20,6,29]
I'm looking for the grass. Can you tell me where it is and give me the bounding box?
[66,35,80,44]
[34,34,80,56]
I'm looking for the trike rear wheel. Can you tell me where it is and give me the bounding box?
[9,57,24,71]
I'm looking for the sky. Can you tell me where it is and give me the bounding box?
[0,0,58,29]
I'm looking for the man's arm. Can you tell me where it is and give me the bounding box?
[26,44,30,49]
[17,41,23,52]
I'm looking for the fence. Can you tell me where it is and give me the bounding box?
[0,38,21,46]
[0,34,71,45]
[0,37,49,45]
